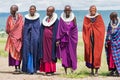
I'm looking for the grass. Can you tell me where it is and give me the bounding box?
[0,33,109,78]
[0,37,7,57]
[58,33,108,78]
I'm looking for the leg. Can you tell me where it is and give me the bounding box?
[15,66,18,72]
[18,65,20,69]
[90,33,95,76]
[50,72,54,75]
[90,68,94,76]
[64,67,67,74]
[115,69,120,77]
[109,70,115,76]
[94,68,98,77]
[45,72,54,76]
[71,68,73,73]
[45,72,50,76]
[14,65,21,73]
[17,65,22,72]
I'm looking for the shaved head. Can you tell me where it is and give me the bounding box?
[89,5,96,10]
[110,12,118,19]
[64,5,71,10]
[89,5,97,16]
[10,5,18,16]
[47,6,55,18]
[110,12,118,23]
[64,5,72,18]
[10,5,18,11]
[47,6,55,12]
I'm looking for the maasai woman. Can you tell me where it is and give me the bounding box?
[56,5,78,74]
[105,12,120,76]
[22,5,41,74]
[39,6,59,76]
[82,5,105,76]
[5,5,23,72]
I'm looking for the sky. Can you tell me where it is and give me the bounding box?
[0,0,120,12]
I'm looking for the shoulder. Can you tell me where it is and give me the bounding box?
[83,16,90,22]
[73,16,76,20]
[96,14,103,19]
[7,14,12,19]
[55,18,59,22]
[17,13,24,20]
[17,13,23,16]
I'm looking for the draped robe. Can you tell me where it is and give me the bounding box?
[22,16,41,73]
[82,15,105,68]
[5,13,23,66]
[56,18,78,70]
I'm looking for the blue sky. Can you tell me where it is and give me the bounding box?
[0,0,120,12]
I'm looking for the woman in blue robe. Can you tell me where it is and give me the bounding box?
[22,5,41,74]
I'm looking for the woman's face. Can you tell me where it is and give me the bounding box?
[10,6,17,16]
[111,16,117,21]
[64,6,71,18]
[64,8,71,17]
[111,16,118,24]
[89,6,96,16]
[29,7,36,16]
[47,9,53,17]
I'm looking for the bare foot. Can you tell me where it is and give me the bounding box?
[89,72,94,76]
[94,73,98,77]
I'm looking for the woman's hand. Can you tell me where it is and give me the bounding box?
[56,41,60,46]
[105,44,108,48]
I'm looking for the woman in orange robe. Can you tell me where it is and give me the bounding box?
[82,5,105,76]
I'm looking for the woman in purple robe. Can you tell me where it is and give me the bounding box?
[56,5,78,74]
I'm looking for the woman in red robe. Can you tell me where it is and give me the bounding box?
[39,6,59,76]
[82,5,105,76]
[5,5,23,72]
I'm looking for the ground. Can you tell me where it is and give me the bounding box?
[1,33,120,80]
[0,57,120,80]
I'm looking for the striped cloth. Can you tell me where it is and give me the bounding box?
[5,13,24,60]
[105,22,120,74]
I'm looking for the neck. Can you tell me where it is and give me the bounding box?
[13,15,16,17]
[90,14,96,16]
[12,13,16,17]
[48,15,53,19]
[66,15,70,18]
[30,14,35,17]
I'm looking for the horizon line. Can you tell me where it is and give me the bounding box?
[0,9,120,13]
